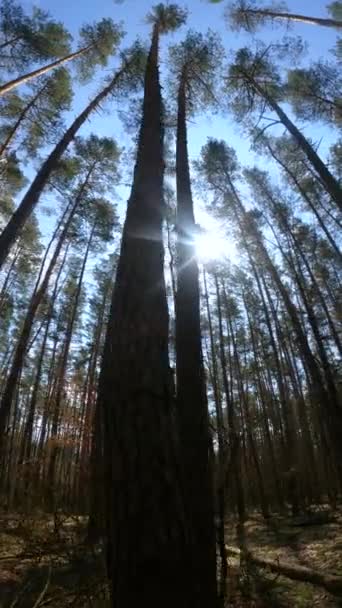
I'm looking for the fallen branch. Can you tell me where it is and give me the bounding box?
[226,545,342,596]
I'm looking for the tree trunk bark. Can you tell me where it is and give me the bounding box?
[97,23,201,608]
[175,71,217,606]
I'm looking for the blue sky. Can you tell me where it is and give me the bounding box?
[24,0,338,168]
[18,0,339,252]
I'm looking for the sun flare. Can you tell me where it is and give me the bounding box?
[194,232,228,262]
[193,207,237,263]
[193,219,236,263]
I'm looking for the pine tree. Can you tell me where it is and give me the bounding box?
[0,18,123,96]
[96,5,218,607]
[0,42,145,268]
[170,30,222,605]
[226,45,342,209]
[0,68,73,157]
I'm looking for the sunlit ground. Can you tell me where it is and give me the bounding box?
[194,207,237,263]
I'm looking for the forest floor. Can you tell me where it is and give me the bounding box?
[0,508,342,607]
[225,507,342,607]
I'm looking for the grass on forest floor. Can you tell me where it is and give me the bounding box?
[0,508,342,607]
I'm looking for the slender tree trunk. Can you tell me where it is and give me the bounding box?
[244,7,342,29]
[18,316,51,507]
[266,218,340,412]
[293,236,341,356]
[247,252,295,456]
[0,246,21,314]
[36,332,59,461]
[223,283,270,517]
[88,264,116,538]
[46,224,95,510]
[0,189,86,443]
[245,75,342,209]
[264,140,342,259]
[0,44,93,97]
[0,62,127,268]
[228,182,342,463]
[203,269,227,603]
[175,70,217,605]
[264,96,342,209]
[255,178,342,356]
[283,340,318,504]
[20,243,69,471]
[81,278,112,515]
[0,81,49,156]
[214,272,246,522]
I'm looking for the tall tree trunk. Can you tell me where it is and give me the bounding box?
[255,178,342,356]
[0,44,93,97]
[87,261,116,538]
[19,243,69,474]
[213,272,246,522]
[266,217,340,412]
[222,282,270,517]
[97,23,199,608]
[245,75,342,209]
[0,62,127,268]
[0,188,86,443]
[243,7,342,29]
[227,182,342,464]
[175,70,217,605]
[79,280,111,512]
[264,140,342,259]
[46,224,95,511]
[246,251,295,458]
[203,269,227,603]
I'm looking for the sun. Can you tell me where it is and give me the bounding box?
[194,231,229,262]
[193,211,237,263]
